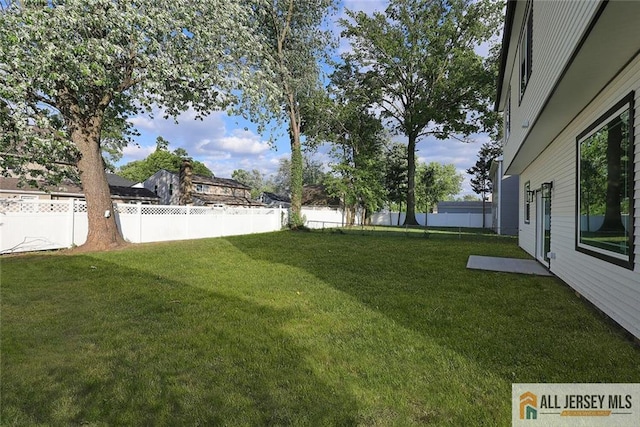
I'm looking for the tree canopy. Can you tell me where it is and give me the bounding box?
[384,142,409,212]
[466,139,503,202]
[271,155,327,198]
[118,137,213,183]
[247,0,336,227]
[232,169,275,199]
[318,62,387,224]
[0,0,279,250]
[340,0,502,225]
[415,162,463,213]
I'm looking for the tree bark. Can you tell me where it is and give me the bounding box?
[72,118,126,251]
[289,125,304,227]
[404,134,419,225]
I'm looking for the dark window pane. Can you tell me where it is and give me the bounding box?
[578,107,631,259]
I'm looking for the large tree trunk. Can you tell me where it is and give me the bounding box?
[599,121,625,232]
[404,134,418,225]
[72,119,126,251]
[289,124,304,228]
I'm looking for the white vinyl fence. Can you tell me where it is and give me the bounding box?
[1,200,494,254]
[1,199,288,254]
[301,209,492,229]
[302,207,358,229]
[370,211,493,228]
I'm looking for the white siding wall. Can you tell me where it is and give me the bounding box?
[143,170,179,205]
[504,1,599,165]
[518,57,640,338]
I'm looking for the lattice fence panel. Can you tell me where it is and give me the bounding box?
[189,207,213,215]
[0,199,75,213]
[0,200,24,213]
[41,202,70,213]
[116,205,139,215]
[141,206,187,215]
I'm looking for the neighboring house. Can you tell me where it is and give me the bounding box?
[143,168,262,207]
[302,185,340,207]
[142,169,180,205]
[191,176,262,207]
[0,173,159,204]
[259,186,340,209]
[489,156,519,236]
[495,1,640,338]
[260,192,291,208]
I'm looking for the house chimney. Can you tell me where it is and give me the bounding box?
[179,158,193,205]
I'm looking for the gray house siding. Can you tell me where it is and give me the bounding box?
[143,169,180,205]
[490,157,519,236]
[499,175,519,236]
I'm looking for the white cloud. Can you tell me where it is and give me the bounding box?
[122,106,285,179]
[121,143,154,161]
[199,129,271,156]
[128,115,156,131]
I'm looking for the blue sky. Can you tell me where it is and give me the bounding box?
[121,0,497,197]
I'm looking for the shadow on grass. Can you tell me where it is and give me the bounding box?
[1,255,359,425]
[311,225,519,241]
[228,231,640,384]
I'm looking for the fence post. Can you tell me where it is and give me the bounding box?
[186,205,190,240]
[137,203,142,243]
[69,198,75,247]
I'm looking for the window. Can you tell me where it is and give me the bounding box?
[196,184,209,193]
[519,1,533,99]
[169,184,173,195]
[577,92,634,269]
[524,181,531,224]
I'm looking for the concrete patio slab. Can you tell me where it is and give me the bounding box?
[466,255,553,276]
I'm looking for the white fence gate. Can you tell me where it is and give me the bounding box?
[0,199,287,254]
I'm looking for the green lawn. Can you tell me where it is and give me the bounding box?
[2,230,639,426]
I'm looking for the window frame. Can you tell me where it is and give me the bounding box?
[195,184,210,193]
[519,0,533,101]
[575,92,635,269]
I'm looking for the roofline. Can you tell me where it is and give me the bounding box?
[1,185,159,199]
[0,189,85,197]
[494,0,517,112]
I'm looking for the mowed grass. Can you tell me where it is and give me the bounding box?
[1,230,639,426]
